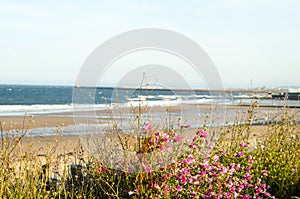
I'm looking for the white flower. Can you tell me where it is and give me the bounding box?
[128,191,134,196]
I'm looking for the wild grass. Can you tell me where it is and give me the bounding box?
[0,102,299,198]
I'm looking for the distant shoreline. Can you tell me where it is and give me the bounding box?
[0,83,275,93]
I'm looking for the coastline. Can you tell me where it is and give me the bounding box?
[1,103,298,156]
[0,103,291,131]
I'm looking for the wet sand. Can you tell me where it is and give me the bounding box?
[0,104,288,131]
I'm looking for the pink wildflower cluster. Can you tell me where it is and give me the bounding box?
[147,127,190,153]
[104,122,275,198]
[146,127,274,198]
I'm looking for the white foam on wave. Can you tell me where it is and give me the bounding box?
[0,104,73,116]
[122,98,217,108]
[0,104,107,116]
[124,100,181,108]
[3,97,294,117]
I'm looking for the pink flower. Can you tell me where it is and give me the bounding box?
[159,145,164,151]
[182,159,188,165]
[190,191,196,197]
[203,160,209,168]
[200,171,207,177]
[101,167,107,173]
[149,141,154,146]
[177,185,183,193]
[220,150,227,155]
[166,143,171,148]
[180,175,187,184]
[146,167,151,173]
[238,152,244,157]
[193,135,198,141]
[257,178,262,184]
[164,185,170,195]
[155,136,159,143]
[240,143,249,148]
[142,123,151,131]
[154,184,160,189]
[230,186,236,192]
[184,124,191,128]
[237,185,244,192]
[128,167,133,173]
[242,195,250,199]
[187,154,194,159]
[234,192,238,197]
[177,121,181,127]
[221,166,228,174]
[213,155,219,161]
[245,173,252,180]
[264,192,271,197]
[155,131,161,137]
[164,133,169,140]
[190,142,198,149]
[198,130,207,138]
[175,136,183,142]
[182,168,189,175]
[229,168,236,174]
[248,155,254,164]
[188,158,195,165]
[157,158,163,164]
[256,187,262,194]
[262,170,268,176]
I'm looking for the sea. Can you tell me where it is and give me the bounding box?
[0,84,299,136]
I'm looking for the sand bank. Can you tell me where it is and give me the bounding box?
[0,104,290,131]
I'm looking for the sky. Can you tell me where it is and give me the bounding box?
[0,0,299,88]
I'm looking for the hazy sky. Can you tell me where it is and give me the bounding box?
[0,0,299,88]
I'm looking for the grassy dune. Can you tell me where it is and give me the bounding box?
[0,104,299,198]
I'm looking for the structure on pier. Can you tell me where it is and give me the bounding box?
[271,88,300,100]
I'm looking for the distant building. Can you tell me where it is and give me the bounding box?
[271,88,300,100]
[288,88,300,93]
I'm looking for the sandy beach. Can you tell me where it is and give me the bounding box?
[0,103,289,130]
[1,104,298,156]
